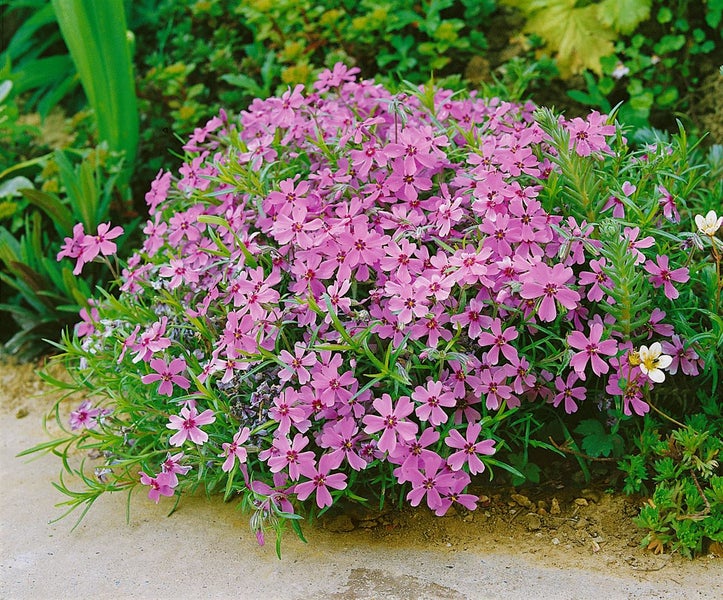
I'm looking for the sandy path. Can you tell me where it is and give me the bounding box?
[1,361,720,599]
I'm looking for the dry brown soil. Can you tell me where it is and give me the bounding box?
[1,359,720,599]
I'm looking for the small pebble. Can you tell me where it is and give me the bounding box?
[511,493,533,508]
[526,514,542,531]
[574,498,589,507]
[552,537,560,545]
[550,498,561,515]
[15,407,28,419]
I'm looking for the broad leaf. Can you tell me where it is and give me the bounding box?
[597,0,652,35]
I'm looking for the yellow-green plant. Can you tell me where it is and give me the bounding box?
[501,0,654,76]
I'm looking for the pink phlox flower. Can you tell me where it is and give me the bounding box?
[475,367,515,410]
[142,213,168,256]
[221,427,251,472]
[294,454,348,509]
[349,140,389,178]
[386,158,433,202]
[279,343,317,384]
[411,380,456,426]
[166,404,216,446]
[415,271,455,303]
[405,453,458,511]
[141,357,191,397]
[139,471,176,503]
[657,185,680,223]
[75,302,100,338]
[577,257,613,302]
[270,388,311,435]
[319,417,367,471]
[479,212,522,257]
[379,238,421,283]
[118,324,140,363]
[661,335,701,376]
[264,177,310,213]
[567,322,618,380]
[314,63,361,91]
[324,278,353,323]
[310,354,357,406]
[57,222,85,262]
[553,372,587,414]
[158,452,192,488]
[144,169,172,213]
[507,354,536,394]
[641,308,675,340]
[270,203,323,249]
[602,194,626,218]
[384,280,429,324]
[178,155,215,192]
[448,246,493,286]
[289,252,336,296]
[622,226,655,265]
[519,262,580,322]
[267,433,316,480]
[69,399,103,430]
[476,317,519,365]
[644,254,689,300]
[450,297,489,340]
[131,317,171,363]
[362,393,418,454]
[80,221,123,263]
[390,427,441,483]
[445,422,496,475]
[159,257,199,289]
[408,304,452,348]
[564,110,616,156]
[434,471,478,516]
[384,127,439,171]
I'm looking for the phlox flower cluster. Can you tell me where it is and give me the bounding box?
[61,65,705,540]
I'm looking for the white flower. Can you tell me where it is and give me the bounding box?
[694,210,723,236]
[611,62,630,80]
[637,342,673,383]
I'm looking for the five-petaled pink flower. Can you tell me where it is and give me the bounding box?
[553,372,587,414]
[363,393,418,454]
[567,322,618,380]
[644,255,689,300]
[520,263,580,322]
[141,357,191,396]
[294,454,348,509]
[445,423,496,474]
[139,471,176,503]
[221,426,251,472]
[167,405,216,446]
[79,222,124,269]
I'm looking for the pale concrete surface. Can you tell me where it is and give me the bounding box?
[1,364,720,600]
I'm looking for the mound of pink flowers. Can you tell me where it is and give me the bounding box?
[62,65,702,544]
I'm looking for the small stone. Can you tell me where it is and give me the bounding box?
[463,514,474,523]
[15,407,29,419]
[325,514,355,533]
[537,500,548,511]
[511,493,533,508]
[526,514,542,531]
[574,517,588,530]
[537,508,548,516]
[550,498,561,515]
[574,498,589,507]
[552,537,561,545]
[581,488,601,503]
